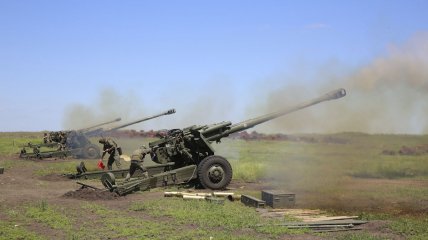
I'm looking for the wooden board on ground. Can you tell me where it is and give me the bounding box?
[259,208,359,222]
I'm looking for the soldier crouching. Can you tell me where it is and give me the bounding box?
[125,146,149,181]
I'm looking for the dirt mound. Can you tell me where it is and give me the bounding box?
[63,187,119,200]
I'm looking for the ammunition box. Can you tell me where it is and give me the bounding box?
[241,195,265,208]
[261,190,295,208]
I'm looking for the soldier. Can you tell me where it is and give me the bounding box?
[49,131,58,143]
[57,131,67,151]
[99,137,121,170]
[125,145,149,181]
[43,133,49,144]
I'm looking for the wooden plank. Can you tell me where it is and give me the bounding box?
[302,216,359,222]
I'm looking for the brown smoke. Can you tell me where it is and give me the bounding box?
[62,88,144,130]
[62,78,237,131]
[253,32,428,134]
[172,77,237,127]
[63,33,428,134]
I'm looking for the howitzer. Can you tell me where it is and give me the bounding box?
[96,109,176,135]
[45,117,122,144]
[19,109,176,160]
[66,108,176,158]
[108,88,346,192]
[77,117,122,136]
[81,109,175,137]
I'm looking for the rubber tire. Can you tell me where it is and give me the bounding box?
[197,155,233,190]
[83,144,101,159]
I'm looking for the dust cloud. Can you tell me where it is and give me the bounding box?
[62,78,238,132]
[63,33,428,134]
[253,33,428,134]
[250,33,428,213]
[62,88,144,130]
[171,78,238,127]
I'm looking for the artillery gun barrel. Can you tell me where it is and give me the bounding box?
[106,109,176,131]
[78,117,122,132]
[200,121,232,135]
[205,88,346,141]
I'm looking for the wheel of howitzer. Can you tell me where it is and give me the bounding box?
[83,144,101,159]
[197,155,233,190]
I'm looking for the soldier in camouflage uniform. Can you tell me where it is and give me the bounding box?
[57,131,67,151]
[50,131,59,143]
[125,145,149,181]
[99,137,121,170]
[43,133,49,144]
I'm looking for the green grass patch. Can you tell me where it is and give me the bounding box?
[25,201,72,231]
[359,213,428,240]
[34,160,99,176]
[0,135,41,155]
[0,221,45,240]
[231,162,266,182]
[389,217,428,240]
[130,198,306,236]
[82,202,262,240]
[1,159,38,170]
[131,198,262,229]
[333,232,388,240]
[350,155,428,179]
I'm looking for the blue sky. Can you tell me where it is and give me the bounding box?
[1,1,428,132]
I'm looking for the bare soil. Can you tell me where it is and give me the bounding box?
[62,188,120,200]
[0,156,415,240]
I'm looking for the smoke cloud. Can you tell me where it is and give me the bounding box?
[62,88,145,130]
[62,78,238,131]
[63,33,428,134]
[254,32,428,134]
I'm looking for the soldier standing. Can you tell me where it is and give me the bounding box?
[125,145,149,181]
[43,133,49,144]
[99,137,121,170]
[57,131,67,151]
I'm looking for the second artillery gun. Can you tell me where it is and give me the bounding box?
[101,88,346,195]
[19,109,176,159]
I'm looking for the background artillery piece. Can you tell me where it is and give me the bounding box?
[19,109,176,159]
[102,88,346,194]
[18,119,122,159]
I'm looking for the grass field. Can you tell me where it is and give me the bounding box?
[0,132,427,239]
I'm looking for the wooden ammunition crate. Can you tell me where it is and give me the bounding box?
[241,195,265,208]
[261,190,295,208]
